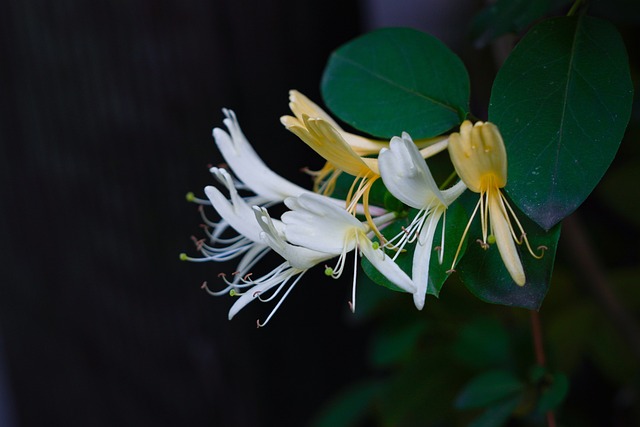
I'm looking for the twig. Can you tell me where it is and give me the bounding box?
[562,214,640,360]
[530,311,556,427]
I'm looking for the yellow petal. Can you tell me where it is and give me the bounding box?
[488,190,525,286]
[281,115,378,177]
[448,120,507,193]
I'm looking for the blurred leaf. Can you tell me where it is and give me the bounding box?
[470,0,549,48]
[453,318,512,370]
[379,343,467,426]
[546,301,595,373]
[311,380,383,427]
[469,395,522,427]
[535,372,569,414]
[596,161,640,228]
[370,321,428,368]
[455,370,524,409]
[489,15,633,230]
[322,27,469,139]
[456,192,561,310]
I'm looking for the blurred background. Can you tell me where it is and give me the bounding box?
[1,0,638,426]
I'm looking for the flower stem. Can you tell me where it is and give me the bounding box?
[530,311,556,427]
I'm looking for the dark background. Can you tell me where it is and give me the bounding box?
[0,1,371,425]
[3,1,639,426]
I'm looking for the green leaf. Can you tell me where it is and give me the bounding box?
[456,192,561,310]
[455,370,524,409]
[469,395,522,427]
[535,372,569,414]
[362,201,468,296]
[321,27,469,139]
[470,0,549,48]
[370,321,427,368]
[489,15,633,230]
[310,380,383,427]
[453,318,512,370]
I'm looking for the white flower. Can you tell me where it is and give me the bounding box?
[214,108,309,202]
[225,207,336,327]
[181,167,274,291]
[282,192,416,312]
[378,133,466,310]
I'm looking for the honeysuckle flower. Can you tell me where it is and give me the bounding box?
[287,90,388,157]
[282,192,416,312]
[181,167,274,289]
[213,108,309,202]
[223,196,411,326]
[378,132,467,309]
[281,91,450,238]
[447,120,544,286]
[225,207,336,327]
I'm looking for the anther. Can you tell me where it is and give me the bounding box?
[476,239,490,250]
[348,301,355,313]
[446,268,456,274]
[200,281,208,289]
[190,236,205,251]
[217,272,226,278]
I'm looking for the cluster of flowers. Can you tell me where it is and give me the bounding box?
[181,91,543,326]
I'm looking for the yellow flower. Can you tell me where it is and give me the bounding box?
[448,120,544,286]
[280,90,448,237]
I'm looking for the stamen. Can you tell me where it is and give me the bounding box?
[450,196,483,272]
[476,239,490,250]
[498,192,546,259]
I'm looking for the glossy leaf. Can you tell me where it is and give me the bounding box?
[456,192,561,310]
[321,27,469,139]
[470,0,549,48]
[489,15,633,230]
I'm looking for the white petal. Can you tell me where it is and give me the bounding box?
[379,133,445,209]
[411,209,444,310]
[282,193,364,254]
[441,180,468,205]
[358,235,416,294]
[227,264,304,320]
[253,206,334,270]
[213,109,308,201]
[204,169,263,243]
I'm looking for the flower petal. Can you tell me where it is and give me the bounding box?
[213,109,308,200]
[489,191,525,286]
[411,209,444,310]
[282,193,364,254]
[358,234,416,294]
[253,206,334,270]
[205,168,263,243]
[379,132,445,209]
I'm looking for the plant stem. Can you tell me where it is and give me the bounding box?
[530,311,557,427]
[563,214,640,360]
